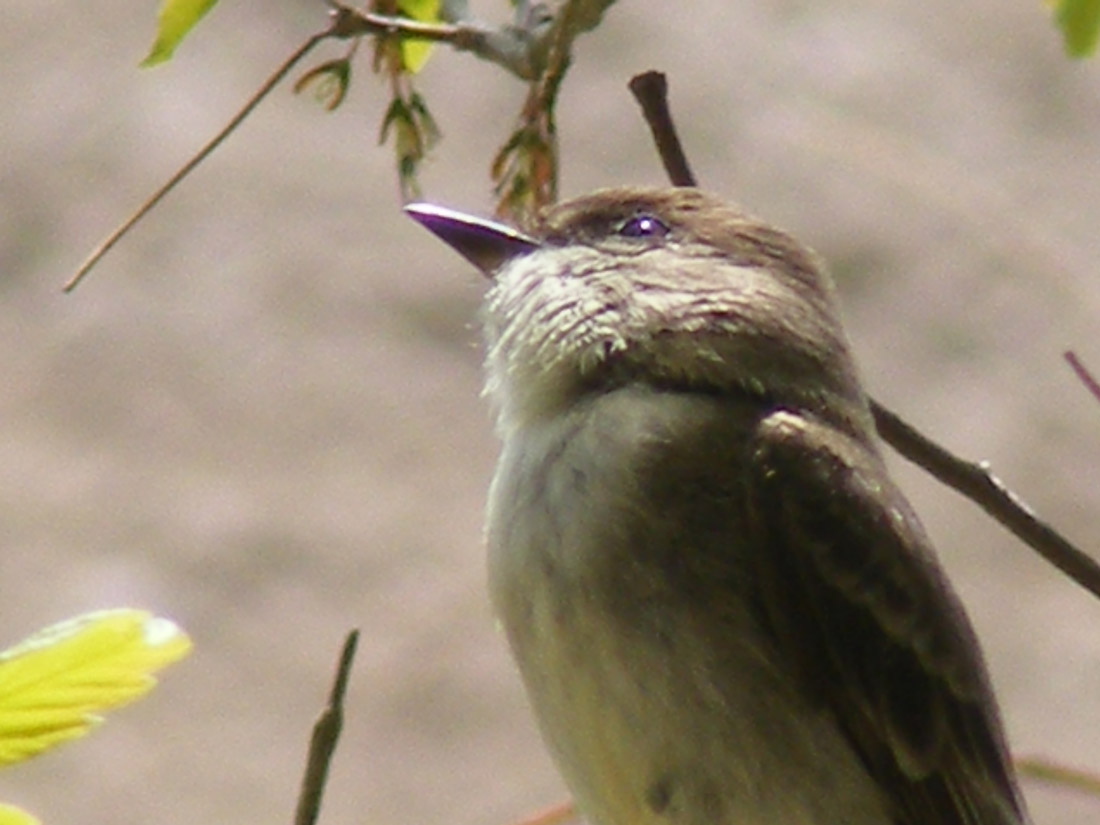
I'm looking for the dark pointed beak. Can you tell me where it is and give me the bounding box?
[404,203,540,277]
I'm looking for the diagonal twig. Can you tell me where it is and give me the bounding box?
[870,402,1100,600]
[64,27,332,292]
[508,801,578,825]
[294,629,360,825]
[1065,350,1100,406]
[65,0,577,291]
[1016,754,1100,798]
[628,71,696,187]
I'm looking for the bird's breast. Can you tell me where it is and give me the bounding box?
[485,385,890,825]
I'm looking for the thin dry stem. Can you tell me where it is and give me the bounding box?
[64,29,329,292]
[628,71,695,187]
[294,629,360,825]
[1016,754,1100,798]
[508,801,578,825]
[1065,350,1100,406]
[870,402,1100,600]
[65,0,570,290]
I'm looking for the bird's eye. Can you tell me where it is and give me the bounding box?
[617,214,670,239]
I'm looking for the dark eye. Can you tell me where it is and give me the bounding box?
[617,214,670,239]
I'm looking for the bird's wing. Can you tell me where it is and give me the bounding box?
[745,410,1028,825]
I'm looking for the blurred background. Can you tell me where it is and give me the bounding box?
[2,1,1100,823]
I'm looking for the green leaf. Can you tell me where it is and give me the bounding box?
[397,0,441,73]
[141,0,220,67]
[379,97,412,146]
[293,58,353,111]
[408,92,441,146]
[1053,0,1100,57]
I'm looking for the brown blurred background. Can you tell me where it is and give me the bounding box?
[2,1,1100,823]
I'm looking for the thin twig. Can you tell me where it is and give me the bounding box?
[1065,350,1100,406]
[629,69,1100,603]
[66,1,577,290]
[493,0,596,222]
[628,71,696,187]
[328,2,542,80]
[507,801,578,825]
[1016,754,1100,798]
[524,0,583,204]
[64,29,330,292]
[328,6,464,42]
[534,1,579,121]
[333,1,622,79]
[294,629,360,825]
[871,402,1100,600]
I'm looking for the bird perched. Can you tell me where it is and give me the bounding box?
[406,187,1030,825]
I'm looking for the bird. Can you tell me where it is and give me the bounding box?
[406,186,1031,825]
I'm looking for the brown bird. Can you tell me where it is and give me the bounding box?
[407,187,1030,825]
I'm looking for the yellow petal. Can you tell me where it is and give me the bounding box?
[0,610,191,766]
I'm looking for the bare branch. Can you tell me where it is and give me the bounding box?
[1065,350,1100,406]
[294,629,360,825]
[329,0,618,81]
[870,403,1100,600]
[493,0,621,223]
[507,801,578,825]
[64,28,329,292]
[628,71,696,187]
[630,70,1100,603]
[1015,754,1100,799]
[329,2,547,80]
[66,1,624,288]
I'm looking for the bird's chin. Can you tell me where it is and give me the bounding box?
[481,243,871,438]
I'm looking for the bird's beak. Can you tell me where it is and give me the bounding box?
[404,203,540,277]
